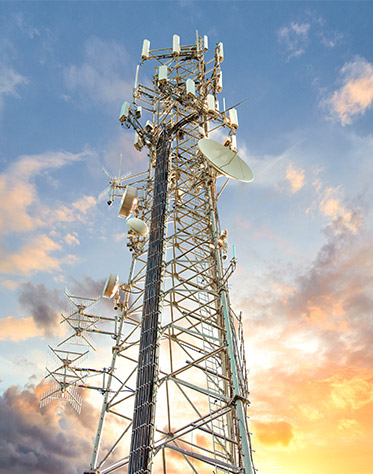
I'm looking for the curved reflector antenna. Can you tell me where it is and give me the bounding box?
[103,274,119,299]
[118,186,138,218]
[198,138,254,182]
[127,217,149,237]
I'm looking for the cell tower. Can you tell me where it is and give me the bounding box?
[42,33,256,474]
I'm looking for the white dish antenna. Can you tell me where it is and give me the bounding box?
[198,138,254,182]
[127,217,149,236]
[103,274,119,299]
[118,186,138,218]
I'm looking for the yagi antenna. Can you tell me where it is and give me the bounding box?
[98,154,131,206]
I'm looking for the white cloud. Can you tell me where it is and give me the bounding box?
[319,31,343,49]
[286,164,305,193]
[0,149,95,236]
[10,149,85,181]
[13,12,40,39]
[1,279,18,290]
[0,150,98,277]
[48,195,96,224]
[278,16,343,61]
[278,22,310,59]
[0,234,61,275]
[114,232,127,243]
[64,36,133,107]
[324,57,373,125]
[238,141,305,194]
[0,316,44,341]
[102,129,148,177]
[64,233,80,246]
[319,187,362,234]
[0,177,41,235]
[0,65,28,112]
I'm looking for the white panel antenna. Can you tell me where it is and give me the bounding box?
[186,78,196,98]
[135,105,142,118]
[134,132,144,151]
[229,108,239,129]
[206,94,216,114]
[159,65,168,83]
[119,101,130,122]
[203,35,208,51]
[142,39,150,60]
[218,41,224,62]
[217,72,223,92]
[172,34,180,55]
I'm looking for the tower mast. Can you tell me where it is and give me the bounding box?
[42,33,256,474]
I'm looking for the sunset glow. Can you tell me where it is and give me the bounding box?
[0,2,372,474]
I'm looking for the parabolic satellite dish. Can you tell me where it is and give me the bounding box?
[118,186,138,219]
[127,217,149,237]
[103,274,119,299]
[198,138,254,182]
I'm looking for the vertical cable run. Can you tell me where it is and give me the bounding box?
[128,129,171,474]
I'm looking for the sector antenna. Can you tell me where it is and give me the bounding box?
[41,33,257,474]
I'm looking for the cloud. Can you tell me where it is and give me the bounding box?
[102,129,148,177]
[286,164,305,193]
[277,15,343,64]
[18,282,68,335]
[0,150,98,277]
[64,233,80,246]
[286,215,371,338]
[0,150,91,236]
[278,22,310,59]
[0,234,61,275]
[48,195,96,224]
[0,316,43,341]
[113,232,127,243]
[9,150,85,181]
[325,57,373,125]
[1,279,18,290]
[0,65,28,112]
[326,369,373,410]
[0,383,96,474]
[69,275,106,299]
[0,175,41,235]
[319,187,362,234]
[1,276,106,343]
[233,180,372,381]
[337,418,362,436]
[13,12,40,40]
[64,36,133,107]
[319,31,343,49]
[254,420,294,446]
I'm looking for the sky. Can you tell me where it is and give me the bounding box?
[0,1,372,473]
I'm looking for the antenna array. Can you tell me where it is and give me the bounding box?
[42,33,256,474]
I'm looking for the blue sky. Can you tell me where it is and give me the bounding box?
[0,2,372,474]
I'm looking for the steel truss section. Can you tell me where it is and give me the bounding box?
[42,33,255,474]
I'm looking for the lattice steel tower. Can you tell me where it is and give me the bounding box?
[42,33,256,474]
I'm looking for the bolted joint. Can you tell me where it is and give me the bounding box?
[231,393,250,406]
